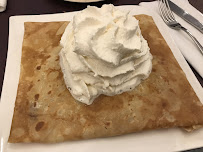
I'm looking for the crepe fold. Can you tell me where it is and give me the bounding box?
[8,15,203,143]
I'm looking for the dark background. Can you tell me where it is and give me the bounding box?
[0,0,203,151]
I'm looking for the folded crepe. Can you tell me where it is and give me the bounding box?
[9,15,203,143]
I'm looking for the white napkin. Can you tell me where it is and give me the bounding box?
[140,0,203,78]
[0,0,7,12]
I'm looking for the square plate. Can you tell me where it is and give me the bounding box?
[1,5,203,152]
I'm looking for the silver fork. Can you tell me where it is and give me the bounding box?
[158,0,203,55]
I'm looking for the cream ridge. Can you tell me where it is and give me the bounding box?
[59,4,152,105]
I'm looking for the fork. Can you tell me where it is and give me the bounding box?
[158,0,203,55]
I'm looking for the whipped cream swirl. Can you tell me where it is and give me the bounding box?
[60,4,152,105]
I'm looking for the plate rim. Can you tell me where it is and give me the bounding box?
[1,5,203,152]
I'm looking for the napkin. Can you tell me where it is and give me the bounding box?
[0,0,7,12]
[140,0,203,78]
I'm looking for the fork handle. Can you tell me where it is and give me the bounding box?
[181,26,203,55]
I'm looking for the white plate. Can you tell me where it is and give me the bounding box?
[1,5,203,152]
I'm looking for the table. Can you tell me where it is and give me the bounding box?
[0,0,202,151]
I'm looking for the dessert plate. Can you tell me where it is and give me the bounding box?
[0,5,203,152]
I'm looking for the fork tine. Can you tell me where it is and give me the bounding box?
[158,0,166,22]
[158,0,170,23]
[161,0,171,20]
[161,0,172,22]
[164,0,175,21]
[164,0,175,19]
[158,0,176,24]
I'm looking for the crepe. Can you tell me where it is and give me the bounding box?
[8,15,203,143]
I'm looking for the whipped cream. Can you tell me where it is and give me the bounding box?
[60,4,153,105]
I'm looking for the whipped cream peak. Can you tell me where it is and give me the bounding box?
[60,4,152,105]
[71,4,141,66]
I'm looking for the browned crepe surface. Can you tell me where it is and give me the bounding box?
[9,15,203,143]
